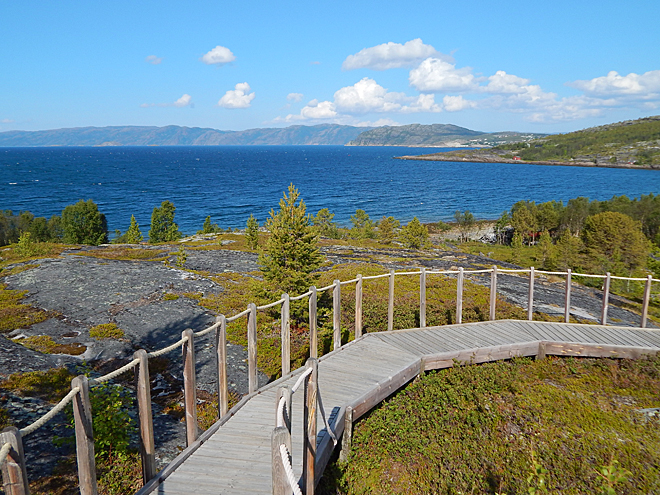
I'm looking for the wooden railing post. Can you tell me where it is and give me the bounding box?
[281,293,291,376]
[601,273,611,325]
[641,275,652,328]
[527,267,535,321]
[215,315,228,417]
[248,303,258,393]
[302,358,318,495]
[388,269,395,331]
[420,267,427,328]
[133,349,156,484]
[333,280,341,350]
[271,426,290,495]
[182,329,198,446]
[456,267,464,324]
[565,269,572,323]
[309,287,317,358]
[489,266,497,321]
[339,405,353,462]
[71,375,98,495]
[355,274,363,338]
[0,427,29,495]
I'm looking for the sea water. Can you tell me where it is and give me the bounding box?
[2,145,659,236]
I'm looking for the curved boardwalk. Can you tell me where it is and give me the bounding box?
[138,321,660,495]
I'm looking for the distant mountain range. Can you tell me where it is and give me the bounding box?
[0,123,545,147]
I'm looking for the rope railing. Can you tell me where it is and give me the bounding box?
[3,264,659,495]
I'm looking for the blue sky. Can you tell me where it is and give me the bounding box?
[2,0,659,134]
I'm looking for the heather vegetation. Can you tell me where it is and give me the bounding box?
[324,355,660,494]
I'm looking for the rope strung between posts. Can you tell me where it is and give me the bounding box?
[19,386,80,437]
[0,442,11,467]
[89,358,140,386]
[316,384,337,446]
[279,443,303,495]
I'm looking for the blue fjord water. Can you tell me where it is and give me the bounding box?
[2,145,660,236]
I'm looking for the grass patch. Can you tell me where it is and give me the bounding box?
[0,242,67,269]
[326,355,660,494]
[14,335,86,355]
[0,283,52,333]
[0,368,74,403]
[89,323,125,340]
[72,247,168,261]
[0,406,10,429]
[163,292,179,301]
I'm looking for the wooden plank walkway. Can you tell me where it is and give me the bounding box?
[137,320,660,495]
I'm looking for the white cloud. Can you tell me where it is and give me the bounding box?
[287,93,304,102]
[201,45,236,65]
[140,94,192,108]
[218,83,255,109]
[409,58,479,92]
[145,55,162,65]
[342,38,447,71]
[442,95,475,112]
[300,99,337,119]
[173,94,192,107]
[1,118,14,124]
[355,118,402,127]
[568,69,660,98]
[334,78,406,113]
[484,71,532,94]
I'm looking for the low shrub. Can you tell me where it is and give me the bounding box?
[89,323,125,340]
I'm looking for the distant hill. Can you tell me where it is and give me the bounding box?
[0,124,372,147]
[348,124,546,147]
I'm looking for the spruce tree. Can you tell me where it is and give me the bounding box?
[378,216,400,244]
[125,215,143,244]
[246,214,259,250]
[259,184,322,295]
[149,201,181,243]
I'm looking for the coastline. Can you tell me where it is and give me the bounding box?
[395,153,659,171]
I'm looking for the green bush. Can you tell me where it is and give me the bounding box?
[61,199,108,245]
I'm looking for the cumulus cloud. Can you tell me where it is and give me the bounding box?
[409,58,479,92]
[145,55,162,65]
[300,99,337,119]
[343,38,447,71]
[218,83,255,109]
[568,69,660,98]
[201,45,236,65]
[287,93,304,102]
[334,78,407,113]
[442,95,475,112]
[140,94,192,108]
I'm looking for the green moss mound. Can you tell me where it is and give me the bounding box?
[330,356,660,494]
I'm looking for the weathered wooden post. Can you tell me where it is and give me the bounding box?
[564,269,572,323]
[388,269,395,331]
[134,349,156,484]
[456,267,464,324]
[281,293,291,376]
[333,280,341,350]
[215,315,228,417]
[489,266,498,321]
[527,267,535,321]
[309,286,318,359]
[641,275,652,328]
[0,427,29,495]
[339,406,353,462]
[601,273,611,325]
[271,426,290,495]
[355,274,363,338]
[71,375,98,495]
[303,358,318,495]
[248,303,258,393]
[420,267,427,328]
[182,329,198,446]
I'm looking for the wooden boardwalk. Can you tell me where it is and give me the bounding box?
[137,320,660,495]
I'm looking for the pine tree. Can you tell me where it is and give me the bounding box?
[149,201,181,243]
[399,217,428,249]
[350,209,375,239]
[537,229,555,269]
[258,184,322,295]
[378,216,400,244]
[125,215,143,244]
[245,214,259,250]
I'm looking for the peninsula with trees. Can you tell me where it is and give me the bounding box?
[397,115,660,169]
